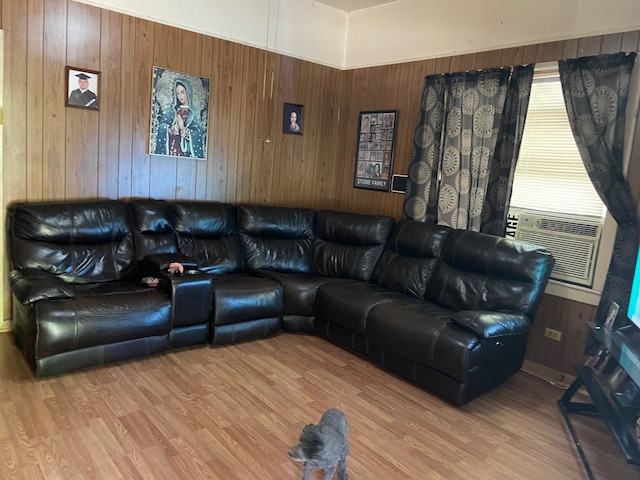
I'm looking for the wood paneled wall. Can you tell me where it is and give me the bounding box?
[1,0,345,209]
[2,0,640,374]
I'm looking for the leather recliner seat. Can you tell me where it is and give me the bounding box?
[8,201,172,377]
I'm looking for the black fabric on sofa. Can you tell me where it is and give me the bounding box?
[7,199,554,405]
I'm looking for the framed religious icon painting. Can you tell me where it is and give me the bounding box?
[66,66,100,110]
[353,110,398,191]
[149,66,211,160]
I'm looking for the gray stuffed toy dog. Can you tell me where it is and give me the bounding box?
[288,408,349,480]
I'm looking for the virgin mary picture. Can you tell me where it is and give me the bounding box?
[149,67,210,159]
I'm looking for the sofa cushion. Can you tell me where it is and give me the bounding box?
[371,220,449,298]
[173,202,246,274]
[238,205,315,273]
[366,299,480,383]
[312,210,394,281]
[315,280,408,334]
[211,318,282,345]
[257,270,334,317]
[210,274,283,326]
[130,199,179,260]
[425,229,554,319]
[8,200,137,284]
[35,288,171,359]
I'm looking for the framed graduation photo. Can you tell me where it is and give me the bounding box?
[66,66,100,110]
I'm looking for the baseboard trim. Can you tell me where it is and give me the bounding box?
[522,360,575,390]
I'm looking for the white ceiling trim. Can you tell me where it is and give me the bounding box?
[73,0,640,70]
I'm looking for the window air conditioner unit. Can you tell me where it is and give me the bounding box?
[514,212,603,287]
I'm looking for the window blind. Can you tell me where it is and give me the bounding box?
[509,74,606,219]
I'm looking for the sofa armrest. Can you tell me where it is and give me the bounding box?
[451,310,530,338]
[9,269,74,304]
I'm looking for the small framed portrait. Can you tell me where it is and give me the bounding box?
[283,103,303,135]
[604,301,620,330]
[65,66,100,110]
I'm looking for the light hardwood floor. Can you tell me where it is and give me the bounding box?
[0,332,638,480]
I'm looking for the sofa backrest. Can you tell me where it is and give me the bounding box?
[238,205,315,273]
[313,210,395,281]
[8,200,137,284]
[424,229,554,320]
[371,220,450,298]
[130,199,179,260]
[172,201,246,274]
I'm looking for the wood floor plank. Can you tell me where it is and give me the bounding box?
[1,332,639,479]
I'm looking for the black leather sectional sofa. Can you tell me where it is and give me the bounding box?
[7,199,554,405]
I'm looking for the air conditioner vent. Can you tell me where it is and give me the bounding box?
[515,212,603,287]
[537,218,600,237]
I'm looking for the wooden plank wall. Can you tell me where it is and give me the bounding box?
[1,0,345,209]
[1,0,640,375]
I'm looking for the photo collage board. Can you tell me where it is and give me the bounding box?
[353,110,398,191]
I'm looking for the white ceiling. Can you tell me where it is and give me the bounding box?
[315,0,399,13]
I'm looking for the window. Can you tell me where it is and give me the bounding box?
[509,65,614,304]
[510,69,606,219]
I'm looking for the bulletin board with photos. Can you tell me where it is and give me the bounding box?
[353,110,398,191]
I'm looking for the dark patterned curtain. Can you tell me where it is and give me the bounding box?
[559,52,639,348]
[403,74,446,224]
[403,66,533,233]
[481,65,534,235]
